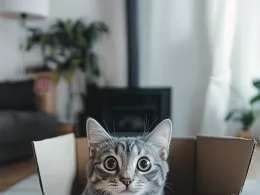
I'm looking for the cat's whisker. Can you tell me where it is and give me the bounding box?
[148,117,159,133]
[103,120,110,134]
[93,190,101,195]
[91,126,115,146]
[145,115,148,133]
[93,189,103,195]
[90,189,98,195]
[144,115,147,135]
[87,188,97,195]
[143,115,153,138]
[164,183,174,192]
[142,117,147,138]
[113,120,116,137]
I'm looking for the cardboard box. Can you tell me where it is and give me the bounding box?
[32,133,256,195]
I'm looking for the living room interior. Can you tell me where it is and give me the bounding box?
[0,0,260,194]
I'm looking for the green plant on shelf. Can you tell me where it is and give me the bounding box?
[225,108,255,131]
[26,19,109,122]
[26,19,109,85]
[250,80,260,105]
[225,80,260,133]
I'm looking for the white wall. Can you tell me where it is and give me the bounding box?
[138,0,211,137]
[0,0,127,86]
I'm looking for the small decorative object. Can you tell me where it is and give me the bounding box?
[225,108,255,138]
[36,77,50,93]
[26,19,109,122]
[30,71,56,115]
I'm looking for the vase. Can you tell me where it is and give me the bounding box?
[236,131,253,139]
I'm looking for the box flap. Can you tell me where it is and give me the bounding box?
[196,136,256,194]
[76,138,89,185]
[167,138,196,195]
[32,133,77,195]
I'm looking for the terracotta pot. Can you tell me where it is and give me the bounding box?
[236,131,253,139]
[58,123,74,135]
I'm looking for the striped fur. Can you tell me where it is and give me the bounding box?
[82,118,172,195]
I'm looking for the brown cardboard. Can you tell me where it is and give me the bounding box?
[167,138,196,195]
[196,136,256,194]
[32,134,256,195]
[76,138,88,185]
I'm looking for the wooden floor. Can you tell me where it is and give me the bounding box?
[0,158,37,192]
[0,147,260,192]
[247,146,260,180]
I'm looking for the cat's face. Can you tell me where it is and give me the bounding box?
[86,118,172,195]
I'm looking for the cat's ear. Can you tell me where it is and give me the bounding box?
[145,119,172,160]
[86,118,111,147]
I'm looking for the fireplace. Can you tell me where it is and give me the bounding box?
[77,87,171,137]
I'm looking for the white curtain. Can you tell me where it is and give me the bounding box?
[202,0,260,137]
[139,0,260,137]
[200,0,236,136]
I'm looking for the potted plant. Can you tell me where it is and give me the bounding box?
[26,19,109,122]
[225,108,255,138]
[250,80,260,104]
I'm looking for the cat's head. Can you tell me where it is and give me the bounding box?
[86,118,172,195]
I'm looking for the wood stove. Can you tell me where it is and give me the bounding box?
[77,87,171,137]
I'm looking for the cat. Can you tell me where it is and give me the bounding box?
[82,118,172,195]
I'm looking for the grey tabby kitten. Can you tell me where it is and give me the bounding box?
[82,118,172,195]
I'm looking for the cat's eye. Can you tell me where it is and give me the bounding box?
[104,156,118,171]
[137,157,151,172]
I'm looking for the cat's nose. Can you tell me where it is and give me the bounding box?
[120,178,133,187]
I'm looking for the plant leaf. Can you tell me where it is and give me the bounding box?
[253,80,260,90]
[65,20,72,34]
[40,34,47,44]
[50,19,66,31]
[250,94,260,104]
[84,21,109,48]
[50,46,56,57]
[52,72,60,84]
[89,52,100,76]
[241,111,255,130]
[45,56,61,66]
[65,71,74,84]
[26,37,33,50]
[27,28,42,34]
[225,108,242,121]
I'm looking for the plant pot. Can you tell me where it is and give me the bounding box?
[236,131,253,139]
[58,123,74,135]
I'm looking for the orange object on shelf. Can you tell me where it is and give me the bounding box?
[30,71,56,115]
[58,124,74,135]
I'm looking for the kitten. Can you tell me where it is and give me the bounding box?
[82,118,172,195]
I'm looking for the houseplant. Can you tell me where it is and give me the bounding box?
[225,108,255,138]
[250,80,260,104]
[26,19,109,122]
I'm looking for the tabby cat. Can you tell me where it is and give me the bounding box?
[82,118,172,195]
